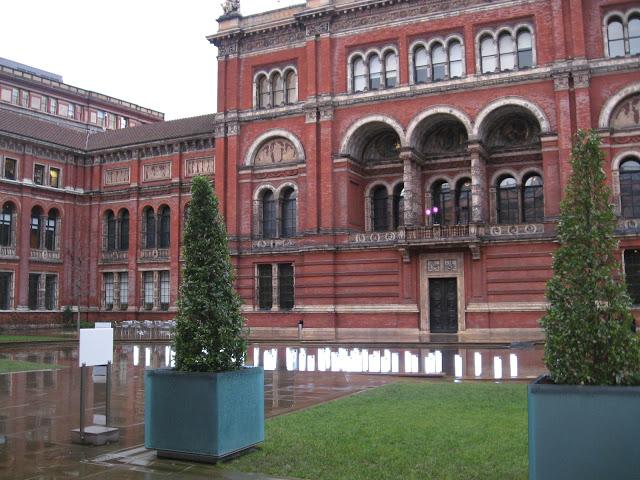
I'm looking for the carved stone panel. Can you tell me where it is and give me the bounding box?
[103,167,130,186]
[612,94,640,130]
[143,162,171,182]
[255,138,298,166]
[185,157,214,177]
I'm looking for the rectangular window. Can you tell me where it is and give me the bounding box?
[104,273,114,310]
[4,158,16,180]
[68,103,75,118]
[30,94,41,110]
[108,113,116,130]
[44,274,57,310]
[0,272,12,310]
[90,110,97,124]
[20,90,29,107]
[160,271,170,310]
[625,250,640,305]
[257,264,273,310]
[0,88,11,103]
[41,95,49,112]
[11,88,19,105]
[49,98,57,115]
[28,273,40,310]
[34,164,45,185]
[278,263,295,311]
[97,110,105,127]
[49,167,60,188]
[143,272,154,310]
[119,272,128,309]
[58,102,69,117]
[120,117,128,129]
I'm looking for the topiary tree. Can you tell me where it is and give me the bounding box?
[542,130,640,385]
[173,175,246,372]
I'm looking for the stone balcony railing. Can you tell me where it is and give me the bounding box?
[0,245,17,257]
[100,250,129,263]
[140,248,170,261]
[30,248,61,261]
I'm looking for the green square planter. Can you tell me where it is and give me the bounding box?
[528,375,640,480]
[145,366,264,462]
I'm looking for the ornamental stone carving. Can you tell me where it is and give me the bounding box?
[427,260,441,272]
[104,167,130,186]
[611,94,640,130]
[221,0,240,16]
[444,259,458,272]
[143,162,171,182]
[186,157,214,177]
[255,138,298,166]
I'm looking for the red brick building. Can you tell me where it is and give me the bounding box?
[1,0,640,339]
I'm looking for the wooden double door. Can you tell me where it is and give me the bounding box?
[429,278,458,333]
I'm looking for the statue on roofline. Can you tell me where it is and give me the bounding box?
[222,0,240,15]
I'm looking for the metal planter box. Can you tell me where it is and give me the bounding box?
[145,366,264,462]
[528,375,640,480]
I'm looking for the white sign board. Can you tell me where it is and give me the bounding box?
[79,328,113,367]
[95,322,111,329]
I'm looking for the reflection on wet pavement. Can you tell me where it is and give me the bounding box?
[0,342,545,479]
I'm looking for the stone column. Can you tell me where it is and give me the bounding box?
[468,141,488,224]
[272,263,279,311]
[153,270,160,310]
[400,149,423,228]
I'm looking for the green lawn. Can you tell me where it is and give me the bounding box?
[0,335,68,344]
[0,358,65,373]
[224,382,528,480]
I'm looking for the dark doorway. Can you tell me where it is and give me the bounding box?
[429,278,458,333]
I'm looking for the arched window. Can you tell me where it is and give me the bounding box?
[143,207,156,249]
[30,206,43,249]
[285,71,298,103]
[431,43,446,81]
[272,73,285,107]
[456,179,471,225]
[393,183,405,230]
[497,176,519,224]
[369,54,382,90]
[523,175,544,222]
[480,35,497,73]
[620,159,640,218]
[281,188,297,238]
[158,206,171,248]
[45,209,58,251]
[498,32,515,71]
[119,209,129,250]
[607,18,625,57]
[516,30,533,68]
[414,46,429,83]
[106,210,116,251]
[0,202,14,247]
[371,186,389,232]
[353,57,366,92]
[257,75,270,109]
[262,190,277,239]
[449,41,463,78]
[433,181,454,225]
[630,15,640,55]
[384,52,398,88]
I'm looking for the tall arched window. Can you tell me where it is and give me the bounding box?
[630,15,640,55]
[384,52,398,88]
[372,186,389,232]
[158,206,171,248]
[497,176,519,224]
[523,175,544,222]
[119,209,129,250]
[498,32,515,70]
[272,73,285,107]
[456,179,471,225]
[393,183,404,229]
[0,202,14,247]
[258,75,270,109]
[480,35,497,73]
[620,159,640,218]
[45,209,58,251]
[106,210,116,251]
[353,57,366,92]
[30,206,43,249]
[143,207,156,249]
[449,41,463,78]
[262,190,277,239]
[369,54,382,90]
[431,43,446,81]
[433,181,454,225]
[608,17,626,57]
[414,46,429,83]
[516,29,533,68]
[281,188,297,238]
[285,71,298,103]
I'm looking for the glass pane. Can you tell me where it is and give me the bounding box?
[415,47,428,67]
[385,53,397,87]
[278,263,294,311]
[369,55,382,90]
[624,250,640,304]
[518,50,533,69]
[449,60,463,78]
[630,17,640,37]
[500,177,517,188]
[262,192,276,239]
[273,74,284,106]
[0,273,10,310]
[608,20,624,40]
[449,41,462,61]
[621,160,640,172]
[609,38,625,57]
[286,72,297,103]
[517,30,532,49]
[372,187,389,232]
[354,58,366,91]
[258,265,273,310]
[482,37,497,55]
[630,36,640,56]
[432,63,446,81]
[481,37,497,72]
[432,44,446,64]
[415,66,428,83]
[281,190,296,238]
[119,273,128,305]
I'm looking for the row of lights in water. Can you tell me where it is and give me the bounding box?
[130,346,520,379]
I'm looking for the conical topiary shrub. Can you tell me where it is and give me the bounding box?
[173,175,246,372]
[541,130,640,385]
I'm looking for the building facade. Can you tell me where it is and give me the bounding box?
[0,0,640,339]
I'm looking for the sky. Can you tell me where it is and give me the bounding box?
[0,0,302,120]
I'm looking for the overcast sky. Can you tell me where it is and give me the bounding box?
[0,0,302,120]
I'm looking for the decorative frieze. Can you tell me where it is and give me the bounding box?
[103,167,130,186]
[352,230,405,244]
[252,239,296,250]
[143,162,171,182]
[305,21,330,37]
[185,157,214,177]
[488,224,544,236]
[255,138,298,166]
